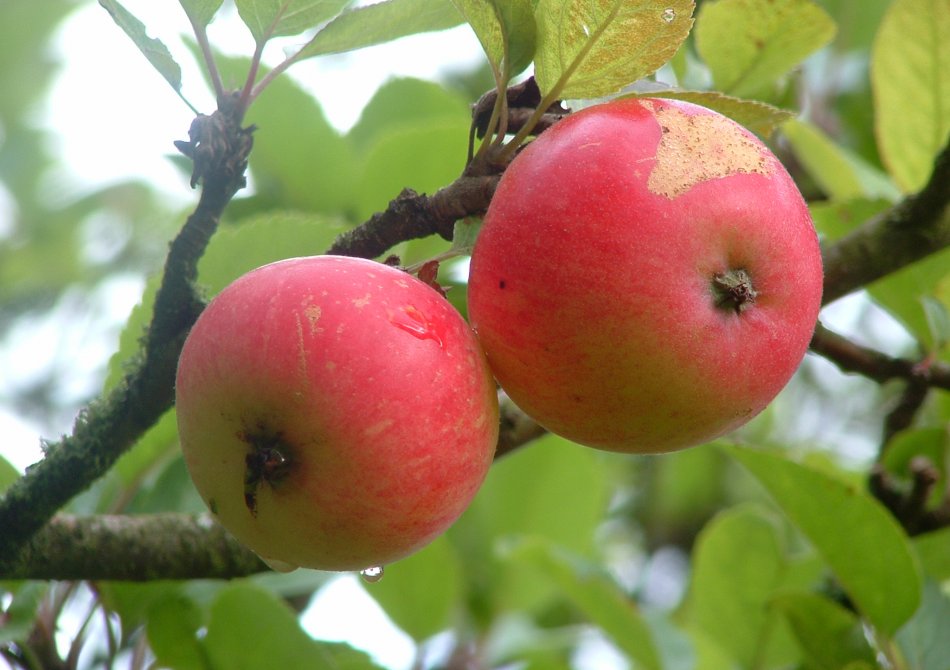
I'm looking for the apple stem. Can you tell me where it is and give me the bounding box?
[712,269,758,315]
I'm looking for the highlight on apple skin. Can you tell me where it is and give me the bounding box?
[175,255,499,572]
[468,97,823,454]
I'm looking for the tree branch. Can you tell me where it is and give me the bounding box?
[821,141,950,305]
[325,175,499,259]
[0,96,254,569]
[3,514,267,581]
[870,458,950,536]
[0,407,547,581]
[808,322,950,390]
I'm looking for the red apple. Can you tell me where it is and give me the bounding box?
[176,255,498,571]
[468,97,823,453]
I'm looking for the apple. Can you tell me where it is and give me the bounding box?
[467,97,823,453]
[176,255,498,572]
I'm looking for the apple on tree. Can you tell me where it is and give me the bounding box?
[468,97,823,453]
[175,255,498,572]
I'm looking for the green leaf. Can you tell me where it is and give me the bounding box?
[353,119,471,221]
[204,582,382,669]
[896,580,950,670]
[295,0,463,59]
[360,536,463,641]
[687,628,742,670]
[782,119,900,202]
[0,455,20,493]
[629,90,795,136]
[819,0,890,52]
[236,0,350,43]
[639,444,730,534]
[0,583,47,644]
[808,198,891,242]
[781,119,866,201]
[773,592,876,669]
[98,582,192,636]
[683,504,797,668]
[346,77,471,152]
[452,218,483,256]
[146,594,207,670]
[921,295,950,351]
[867,247,950,352]
[914,527,950,580]
[198,212,351,295]
[98,0,188,105]
[448,435,612,619]
[210,53,358,213]
[695,0,836,98]
[103,273,159,393]
[451,1,504,74]
[881,428,949,509]
[871,0,950,193]
[723,445,923,635]
[125,451,206,515]
[178,0,223,26]
[504,536,661,670]
[491,1,537,77]
[452,0,535,79]
[111,409,179,487]
[534,0,695,99]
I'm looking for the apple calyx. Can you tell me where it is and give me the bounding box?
[242,431,293,517]
[711,269,758,315]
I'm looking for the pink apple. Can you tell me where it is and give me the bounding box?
[176,255,498,571]
[468,97,823,453]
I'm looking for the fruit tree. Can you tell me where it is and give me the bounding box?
[1,1,949,668]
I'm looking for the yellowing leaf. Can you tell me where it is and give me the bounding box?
[629,89,795,136]
[871,0,950,193]
[783,119,901,202]
[782,119,866,201]
[695,0,836,98]
[534,0,695,99]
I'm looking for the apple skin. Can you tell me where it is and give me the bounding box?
[176,255,498,571]
[467,97,823,453]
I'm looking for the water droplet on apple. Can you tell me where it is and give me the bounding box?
[661,8,676,22]
[389,306,444,348]
[360,565,384,583]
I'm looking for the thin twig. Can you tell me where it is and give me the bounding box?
[808,322,950,390]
